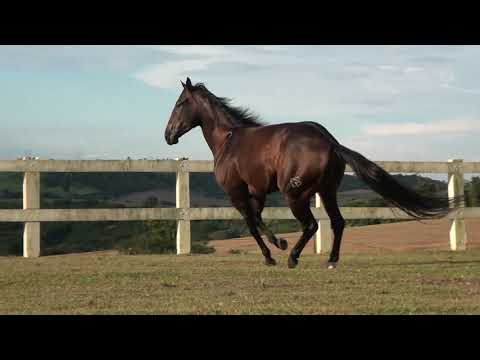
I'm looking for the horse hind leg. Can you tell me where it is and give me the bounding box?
[318,188,345,269]
[285,192,318,269]
[317,156,346,269]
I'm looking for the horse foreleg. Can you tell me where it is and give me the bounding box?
[249,194,288,251]
[229,191,277,266]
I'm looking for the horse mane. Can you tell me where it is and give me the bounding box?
[192,82,266,128]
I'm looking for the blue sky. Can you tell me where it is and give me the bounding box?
[1,45,479,163]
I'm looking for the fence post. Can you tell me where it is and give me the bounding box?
[176,159,191,255]
[314,194,333,254]
[23,171,41,258]
[448,159,467,251]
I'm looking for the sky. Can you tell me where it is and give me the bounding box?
[0,45,479,164]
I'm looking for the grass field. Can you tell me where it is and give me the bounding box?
[1,249,479,314]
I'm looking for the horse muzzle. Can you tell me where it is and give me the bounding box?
[165,134,178,145]
[165,129,179,145]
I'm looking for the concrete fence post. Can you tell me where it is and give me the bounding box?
[448,159,467,251]
[314,193,333,254]
[176,159,191,255]
[23,171,41,258]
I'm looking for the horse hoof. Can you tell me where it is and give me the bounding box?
[278,238,288,250]
[288,256,298,269]
[265,258,277,266]
[327,262,337,270]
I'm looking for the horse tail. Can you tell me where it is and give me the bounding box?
[331,143,462,219]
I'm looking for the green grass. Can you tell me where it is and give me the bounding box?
[1,249,479,314]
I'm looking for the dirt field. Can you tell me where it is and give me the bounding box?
[210,218,480,255]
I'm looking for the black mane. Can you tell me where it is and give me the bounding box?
[193,82,265,128]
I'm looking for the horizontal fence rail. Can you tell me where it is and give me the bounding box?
[1,207,480,223]
[1,159,480,173]
[0,158,479,257]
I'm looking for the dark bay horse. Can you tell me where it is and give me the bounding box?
[165,77,456,269]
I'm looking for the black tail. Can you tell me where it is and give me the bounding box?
[332,143,462,219]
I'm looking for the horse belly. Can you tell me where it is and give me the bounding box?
[237,153,277,195]
[246,173,278,195]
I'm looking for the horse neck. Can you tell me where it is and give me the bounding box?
[199,106,234,158]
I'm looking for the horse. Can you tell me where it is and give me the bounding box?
[165,77,457,269]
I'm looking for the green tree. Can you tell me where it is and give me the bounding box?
[141,220,177,253]
[469,177,480,207]
[63,173,72,207]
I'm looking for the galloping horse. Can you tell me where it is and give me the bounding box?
[165,78,456,269]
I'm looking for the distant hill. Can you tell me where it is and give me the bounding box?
[0,171,448,208]
[0,170,451,256]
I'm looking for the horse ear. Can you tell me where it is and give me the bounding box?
[186,77,193,89]
[181,80,186,88]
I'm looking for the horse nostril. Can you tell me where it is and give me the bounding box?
[165,131,172,145]
[165,132,177,145]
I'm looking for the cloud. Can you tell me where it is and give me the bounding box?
[132,46,479,129]
[410,55,454,64]
[403,66,424,74]
[134,59,215,88]
[148,45,232,57]
[342,134,478,164]
[362,119,480,136]
[440,83,480,95]
[132,46,458,108]
[133,45,302,90]
[149,45,290,57]
[378,65,399,71]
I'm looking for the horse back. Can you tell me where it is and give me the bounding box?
[216,122,338,196]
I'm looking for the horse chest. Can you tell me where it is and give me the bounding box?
[214,163,240,191]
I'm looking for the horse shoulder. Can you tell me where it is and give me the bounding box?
[213,155,243,193]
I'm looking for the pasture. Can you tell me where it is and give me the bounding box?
[1,248,479,314]
[1,159,479,314]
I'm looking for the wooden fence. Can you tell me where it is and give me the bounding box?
[1,158,479,258]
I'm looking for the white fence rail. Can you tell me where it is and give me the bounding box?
[0,159,479,257]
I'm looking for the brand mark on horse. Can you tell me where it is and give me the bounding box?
[289,176,302,188]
